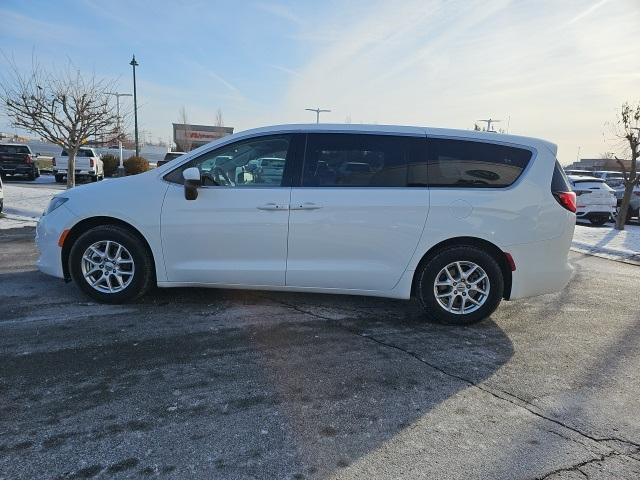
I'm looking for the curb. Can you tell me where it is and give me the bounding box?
[571,242,640,266]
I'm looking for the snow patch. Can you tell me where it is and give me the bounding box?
[572,223,640,265]
[0,181,61,229]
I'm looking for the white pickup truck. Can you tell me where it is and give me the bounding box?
[53,147,104,183]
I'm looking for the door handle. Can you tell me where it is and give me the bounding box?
[257,203,288,211]
[291,202,322,210]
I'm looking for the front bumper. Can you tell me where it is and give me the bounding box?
[35,204,77,279]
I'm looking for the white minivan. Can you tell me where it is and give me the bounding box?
[36,124,576,325]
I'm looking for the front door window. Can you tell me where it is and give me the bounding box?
[164,135,291,187]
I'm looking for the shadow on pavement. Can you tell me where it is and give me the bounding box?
[0,269,514,479]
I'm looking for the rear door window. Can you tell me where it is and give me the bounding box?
[301,133,409,187]
[413,138,532,188]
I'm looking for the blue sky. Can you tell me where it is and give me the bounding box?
[1,0,639,163]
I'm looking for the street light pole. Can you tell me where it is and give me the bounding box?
[130,55,140,157]
[305,107,331,124]
[107,92,132,177]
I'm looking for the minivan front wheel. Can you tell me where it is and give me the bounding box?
[416,246,504,325]
[69,225,154,303]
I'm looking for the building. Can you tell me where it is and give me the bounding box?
[173,123,234,152]
[564,158,631,172]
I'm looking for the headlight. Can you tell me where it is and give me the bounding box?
[44,196,68,215]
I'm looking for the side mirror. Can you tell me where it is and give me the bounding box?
[183,167,201,201]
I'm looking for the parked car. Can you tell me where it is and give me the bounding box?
[592,170,625,188]
[52,148,104,183]
[0,175,3,212]
[567,175,616,226]
[244,157,286,184]
[156,151,186,167]
[613,184,640,224]
[0,143,40,180]
[36,124,576,325]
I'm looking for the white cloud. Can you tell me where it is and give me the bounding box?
[255,2,303,25]
[282,0,640,163]
[567,0,611,25]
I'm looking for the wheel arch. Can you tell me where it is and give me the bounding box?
[61,216,157,282]
[411,236,513,300]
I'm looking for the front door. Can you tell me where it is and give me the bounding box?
[161,134,296,286]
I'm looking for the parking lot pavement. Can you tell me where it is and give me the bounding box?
[1,228,640,480]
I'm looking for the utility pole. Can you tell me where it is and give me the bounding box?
[106,92,132,176]
[477,118,501,132]
[305,107,331,124]
[130,55,140,157]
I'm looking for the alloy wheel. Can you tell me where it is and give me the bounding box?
[433,261,490,315]
[81,240,135,293]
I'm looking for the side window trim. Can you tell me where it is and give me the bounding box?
[424,135,537,190]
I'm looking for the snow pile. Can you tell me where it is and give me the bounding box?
[572,223,640,264]
[0,180,61,229]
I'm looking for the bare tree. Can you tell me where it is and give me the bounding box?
[0,59,119,188]
[214,108,224,127]
[178,106,192,151]
[607,102,640,230]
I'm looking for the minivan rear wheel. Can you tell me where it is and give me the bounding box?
[69,225,154,303]
[416,246,504,325]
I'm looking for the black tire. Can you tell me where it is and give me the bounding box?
[90,175,98,182]
[55,174,65,183]
[26,171,35,181]
[416,245,504,325]
[69,225,155,303]
[35,168,40,178]
[0,199,3,213]
[589,216,608,226]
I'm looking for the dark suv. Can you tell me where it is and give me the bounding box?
[0,143,40,180]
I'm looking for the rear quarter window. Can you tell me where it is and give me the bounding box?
[412,139,532,188]
[551,161,572,192]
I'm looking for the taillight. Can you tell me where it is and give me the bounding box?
[52,157,56,166]
[553,191,577,213]
[24,154,32,164]
[90,159,94,168]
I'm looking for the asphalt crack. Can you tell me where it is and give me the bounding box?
[265,298,640,478]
